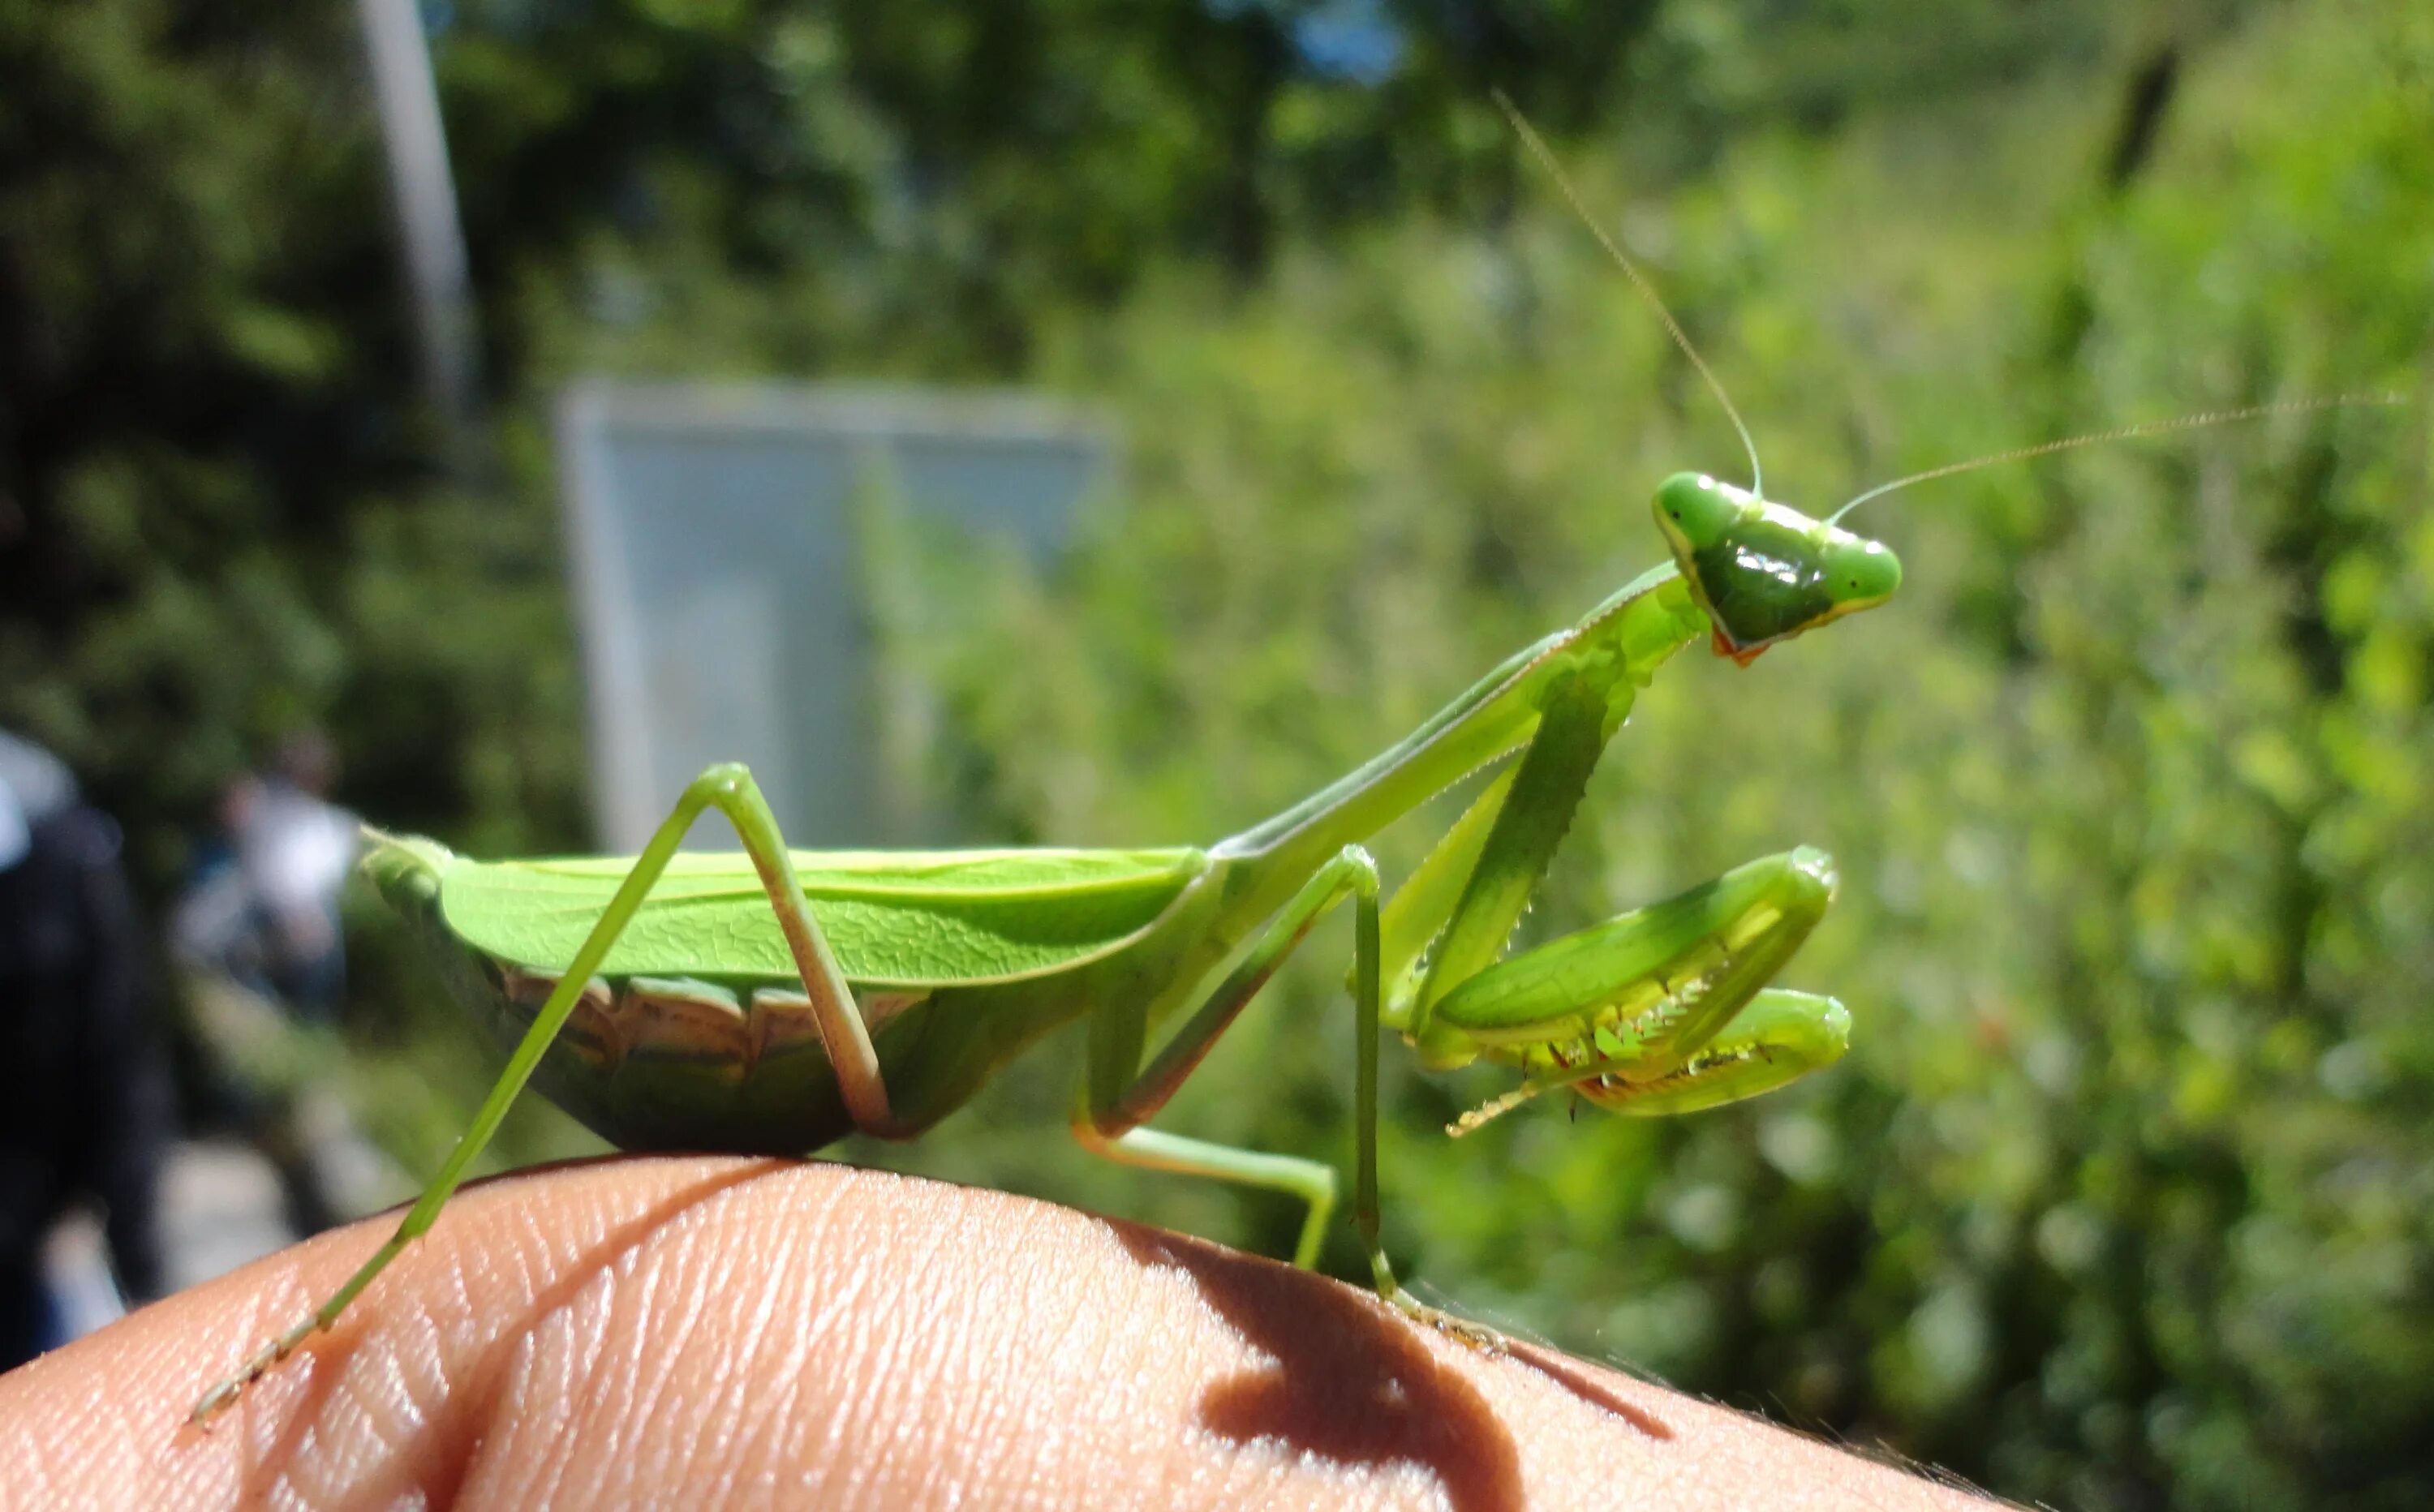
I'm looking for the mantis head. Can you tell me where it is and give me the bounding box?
[1494,96,2383,672]
[1653,473,1901,666]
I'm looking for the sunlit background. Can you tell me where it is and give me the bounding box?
[2,2,2429,1506]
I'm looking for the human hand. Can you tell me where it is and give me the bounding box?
[0,1157,1989,1509]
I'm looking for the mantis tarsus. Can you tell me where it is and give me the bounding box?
[191,104,2399,1424]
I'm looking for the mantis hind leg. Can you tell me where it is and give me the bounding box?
[191,761,894,1424]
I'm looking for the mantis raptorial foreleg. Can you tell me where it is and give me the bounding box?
[192,761,896,1421]
[1376,762,1517,1009]
[1402,674,1610,1056]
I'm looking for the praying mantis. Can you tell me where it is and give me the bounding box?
[191,105,2397,1424]
[189,468,1894,1422]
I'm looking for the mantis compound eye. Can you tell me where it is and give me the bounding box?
[1652,472,1741,554]
[1817,535,1902,613]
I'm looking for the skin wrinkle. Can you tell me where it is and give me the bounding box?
[1045,1216,1188,1506]
[752,1212,845,1510]
[687,1241,769,1503]
[548,1260,643,1504]
[609,1231,698,1500]
[458,1304,574,1509]
[538,1265,610,1502]
[901,1196,1016,1486]
[689,1208,806,1509]
[497,1194,563,1315]
[714,1277,811,1510]
[706,1234,814,1512]
[631,1195,739,1402]
[597,1230,680,1479]
[987,1218,1086,1507]
[737,1238,819,1510]
[525,1284,608,1507]
[763,1231,840,1509]
[192,1261,331,1501]
[269,1288,409,1504]
[863,1183,981,1510]
[458,1229,623,1509]
[759,1168,857,1489]
[502,1160,839,1508]
[266,1375,346,1505]
[279,1208,485,1508]
[940,1200,1064,1506]
[915,1183,1061,1499]
[841,1196,957,1512]
[968,1197,1078,1503]
[286,1262,459,1506]
[557,1274,655,1506]
[530,1167,777,1505]
[657,1231,789,1499]
[803,1178,910,1509]
[627,1215,735,1494]
[329,1158,793,1508]
[2,1407,62,1505]
[758,1168,879,1508]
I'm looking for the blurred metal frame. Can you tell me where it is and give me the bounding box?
[554,381,1116,853]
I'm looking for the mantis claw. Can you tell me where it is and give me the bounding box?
[1424,851,1849,1121]
[189,1334,291,1426]
[1387,1289,1508,1354]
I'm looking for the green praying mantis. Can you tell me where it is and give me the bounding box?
[188,472,1888,1423]
[191,105,2399,1424]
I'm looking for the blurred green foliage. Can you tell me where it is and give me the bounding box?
[3,1,2430,1506]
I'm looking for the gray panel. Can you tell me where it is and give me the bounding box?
[556,383,1113,852]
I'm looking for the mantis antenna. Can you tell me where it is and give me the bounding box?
[1826,392,2409,525]
[1494,89,1767,500]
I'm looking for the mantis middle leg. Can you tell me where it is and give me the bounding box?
[1073,846,1378,1277]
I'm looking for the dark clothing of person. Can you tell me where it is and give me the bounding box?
[0,805,174,1370]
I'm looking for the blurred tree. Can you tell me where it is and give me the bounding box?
[0,2,409,878]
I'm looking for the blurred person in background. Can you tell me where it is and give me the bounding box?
[169,731,361,1240]
[172,731,359,1026]
[234,730,359,1026]
[167,775,269,1003]
[0,728,174,1372]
